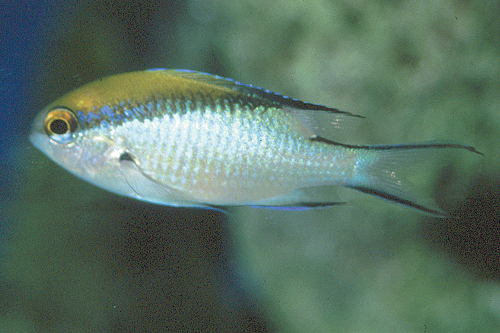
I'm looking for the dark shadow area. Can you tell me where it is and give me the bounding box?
[422,175,500,280]
[104,200,275,332]
[2,191,275,332]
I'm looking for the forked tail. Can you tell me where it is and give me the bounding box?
[344,142,482,217]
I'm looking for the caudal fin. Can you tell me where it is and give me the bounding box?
[346,142,482,217]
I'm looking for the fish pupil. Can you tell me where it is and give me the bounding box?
[119,152,134,162]
[50,119,68,135]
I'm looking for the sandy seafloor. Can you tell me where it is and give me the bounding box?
[1,1,500,332]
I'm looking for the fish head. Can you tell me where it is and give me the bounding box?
[29,88,135,199]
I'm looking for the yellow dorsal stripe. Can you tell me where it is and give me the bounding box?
[46,70,241,115]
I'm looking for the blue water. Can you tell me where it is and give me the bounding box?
[1,0,68,257]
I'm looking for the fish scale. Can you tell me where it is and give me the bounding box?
[121,99,332,203]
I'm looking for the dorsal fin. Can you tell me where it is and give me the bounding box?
[149,68,364,118]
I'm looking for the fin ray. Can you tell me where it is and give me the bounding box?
[287,106,364,142]
[347,142,481,216]
[249,202,345,211]
[310,138,483,155]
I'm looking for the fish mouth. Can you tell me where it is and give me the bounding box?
[29,109,58,160]
[29,131,45,152]
[29,117,46,151]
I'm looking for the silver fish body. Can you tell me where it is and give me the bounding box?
[30,69,480,215]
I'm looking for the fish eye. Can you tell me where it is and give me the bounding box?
[44,107,79,144]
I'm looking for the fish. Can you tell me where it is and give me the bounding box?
[29,69,481,216]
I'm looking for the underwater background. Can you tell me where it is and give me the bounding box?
[2,0,500,332]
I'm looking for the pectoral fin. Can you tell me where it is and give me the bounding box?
[118,152,202,207]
